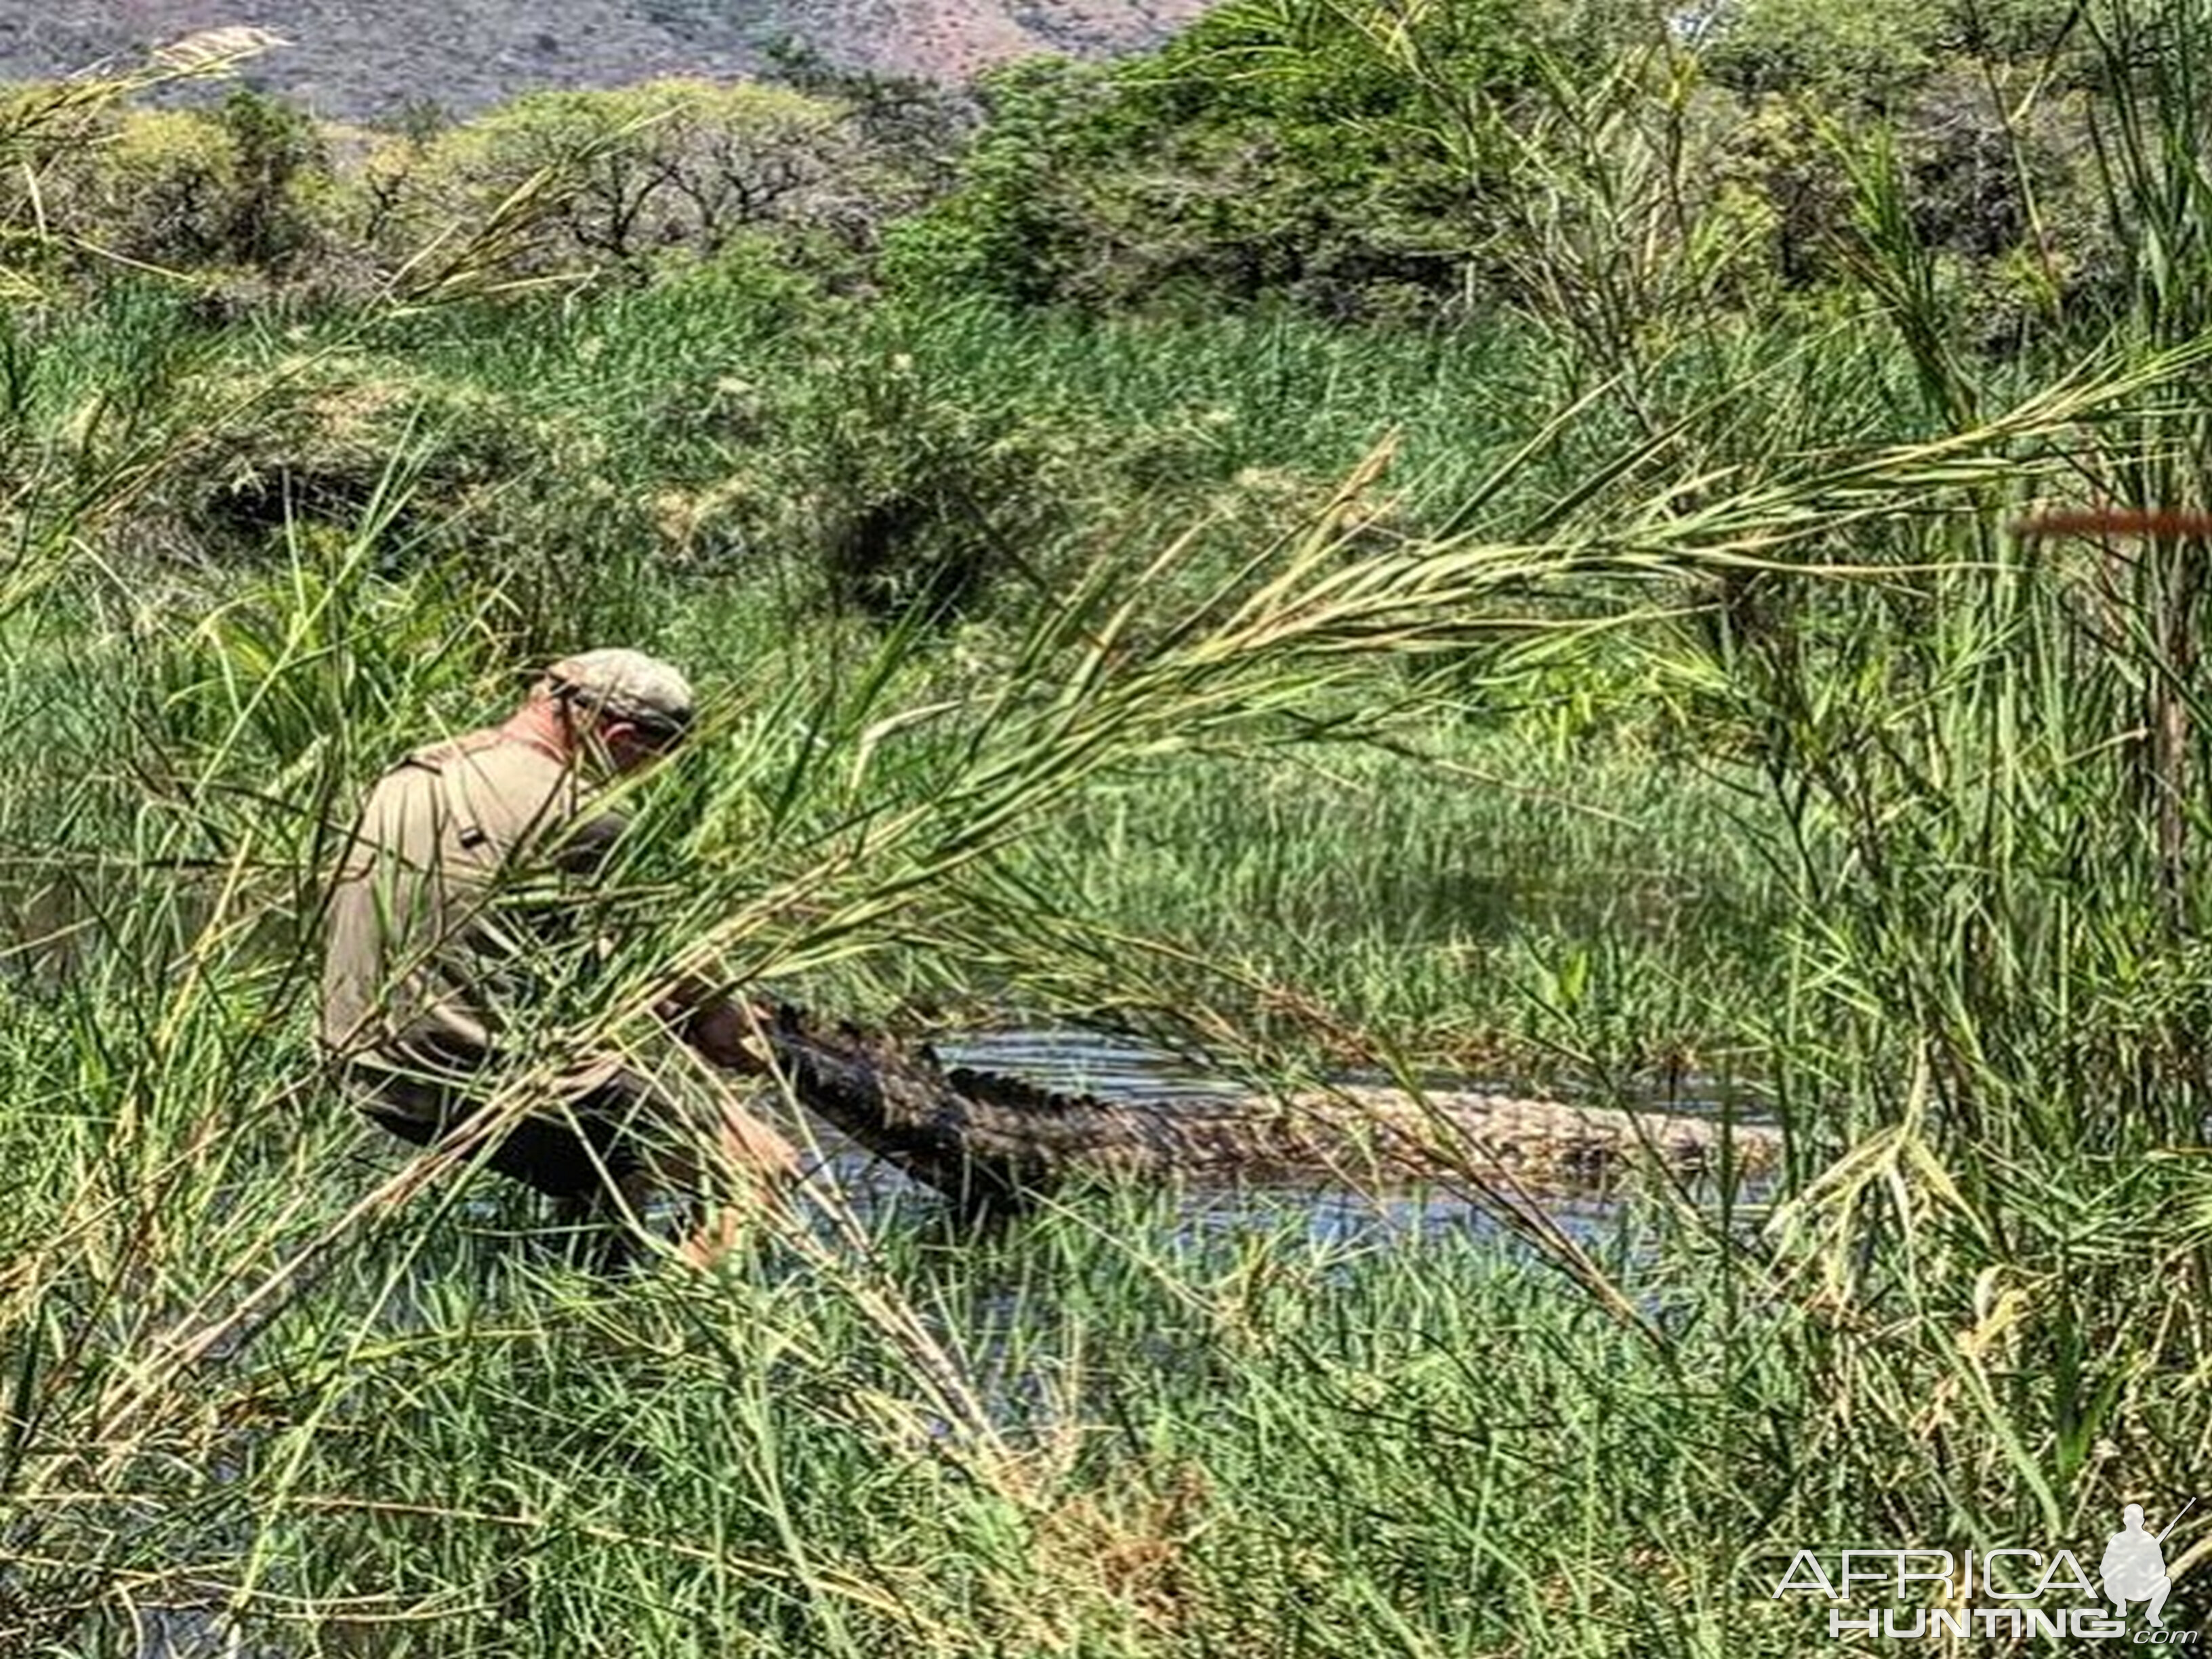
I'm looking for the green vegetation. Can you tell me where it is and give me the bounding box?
[4,5,2212,1652]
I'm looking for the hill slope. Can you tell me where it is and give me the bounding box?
[0,0,1210,119]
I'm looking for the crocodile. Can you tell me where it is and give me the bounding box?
[751,1005,1782,1214]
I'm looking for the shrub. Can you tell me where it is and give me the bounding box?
[747,345,1092,623]
[16,91,333,281]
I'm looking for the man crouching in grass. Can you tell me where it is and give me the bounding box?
[320,648,797,1270]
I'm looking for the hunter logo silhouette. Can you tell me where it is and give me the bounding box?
[2104,1500,2189,1629]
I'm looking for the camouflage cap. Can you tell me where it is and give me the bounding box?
[544,648,695,736]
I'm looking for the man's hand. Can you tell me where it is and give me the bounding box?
[674,993,771,1074]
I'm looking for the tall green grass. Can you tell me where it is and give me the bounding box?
[8,8,2212,1652]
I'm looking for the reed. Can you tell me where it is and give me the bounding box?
[6,9,2212,1652]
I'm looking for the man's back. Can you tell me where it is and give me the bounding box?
[321,728,622,1078]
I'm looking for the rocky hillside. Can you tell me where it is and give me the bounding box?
[0,0,1212,119]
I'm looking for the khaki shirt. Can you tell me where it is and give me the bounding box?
[320,728,626,1082]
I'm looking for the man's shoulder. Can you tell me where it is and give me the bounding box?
[402,726,545,777]
[398,730,573,810]
[403,729,628,861]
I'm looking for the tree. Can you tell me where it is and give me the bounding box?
[1697,0,2086,106]
[372,79,856,279]
[882,0,1664,318]
[26,94,331,278]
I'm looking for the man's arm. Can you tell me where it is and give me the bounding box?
[658,977,773,1073]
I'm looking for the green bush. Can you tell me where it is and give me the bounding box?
[733,341,1098,623]
[1698,0,2086,103]
[15,90,333,283]
[882,1,1657,319]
